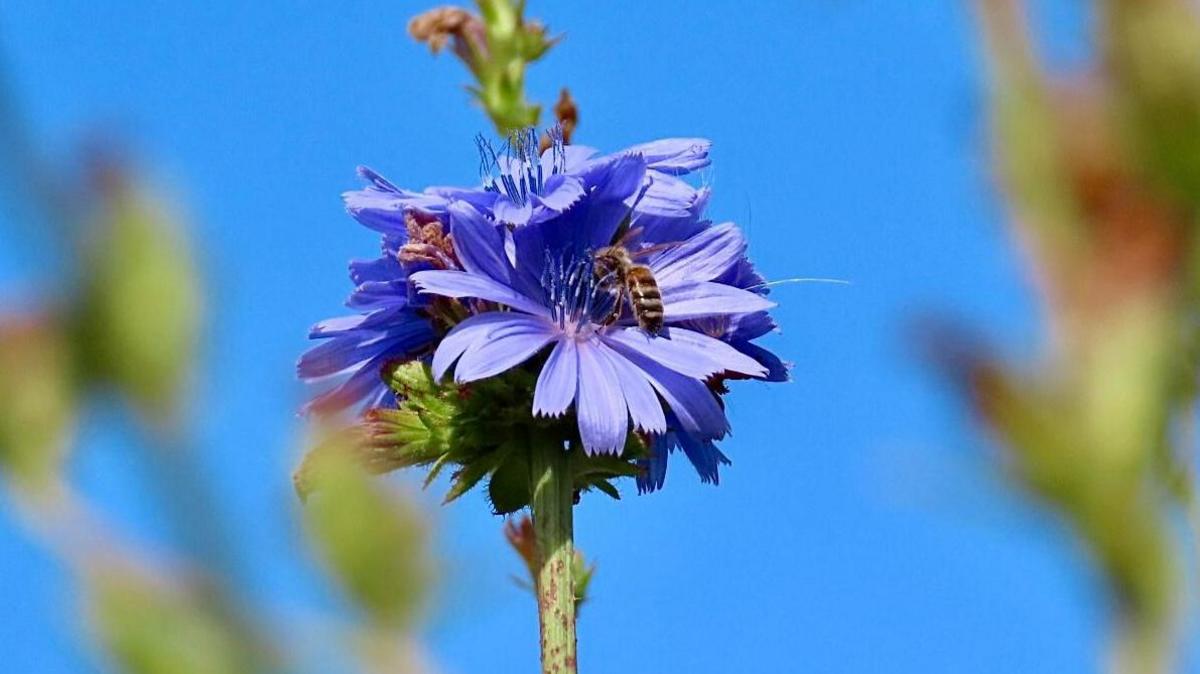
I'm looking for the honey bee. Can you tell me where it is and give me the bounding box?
[593,220,676,334]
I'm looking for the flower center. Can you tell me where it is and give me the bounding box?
[540,252,619,338]
[476,127,565,206]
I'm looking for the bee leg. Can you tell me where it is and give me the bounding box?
[600,285,626,326]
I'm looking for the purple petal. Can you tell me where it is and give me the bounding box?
[655,328,767,377]
[309,314,369,338]
[575,341,629,455]
[635,186,710,243]
[602,326,765,378]
[346,281,409,311]
[449,201,512,284]
[637,172,699,218]
[430,312,518,381]
[308,306,410,338]
[602,328,721,379]
[637,436,671,493]
[357,166,402,192]
[302,353,391,415]
[426,185,500,212]
[343,169,451,234]
[453,316,557,383]
[410,270,548,317]
[493,197,533,225]
[534,175,585,212]
[733,340,791,383]
[512,216,548,282]
[651,222,747,286]
[618,349,729,440]
[660,281,776,321]
[298,333,393,378]
[533,338,578,417]
[543,145,599,175]
[349,256,403,285]
[299,320,435,379]
[599,344,666,433]
[586,154,649,250]
[726,311,778,341]
[623,138,712,175]
[676,430,730,484]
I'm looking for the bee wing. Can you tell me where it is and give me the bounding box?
[628,241,683,260]
[609,211,641,247]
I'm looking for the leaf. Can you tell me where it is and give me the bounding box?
[443,442,513,504]
[488,447,531,515]
[589,479,621,501]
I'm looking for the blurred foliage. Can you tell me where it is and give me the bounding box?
[73,161,202,430]
[0,314,74,493]
[944,1,1200,672]
[300,445,431,631]
[87,564,268,674]
[0,97,436,674]
[409,0,556,133]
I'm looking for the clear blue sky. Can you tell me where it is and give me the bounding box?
[1,1,1195,672]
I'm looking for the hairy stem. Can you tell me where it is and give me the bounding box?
[530,434,576,673]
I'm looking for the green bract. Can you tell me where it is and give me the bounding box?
[295,361,646,513]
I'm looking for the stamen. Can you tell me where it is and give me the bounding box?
[539,250,618,335]
[547,125,565,174]
[474,127,557,207]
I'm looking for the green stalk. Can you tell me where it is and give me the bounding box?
[529,433,576,674]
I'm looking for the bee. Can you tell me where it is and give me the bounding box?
[593,219,676,334]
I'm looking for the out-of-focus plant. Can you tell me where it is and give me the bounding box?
[0,314,74,495]
[299,435,434,674]
[0,55,438,674]
[301,443,431,628]
[87,561,268,674]
[934,2,1200,672]
[73,155,201,431]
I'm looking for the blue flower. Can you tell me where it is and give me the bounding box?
[302,132,788,489]
[410,154,774,454]
[342,130,712,234]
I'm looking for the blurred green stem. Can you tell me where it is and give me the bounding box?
[530,432,576,674]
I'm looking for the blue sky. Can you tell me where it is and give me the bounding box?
[1,1,1193,672]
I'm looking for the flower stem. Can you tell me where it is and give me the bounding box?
[530,433,576,674]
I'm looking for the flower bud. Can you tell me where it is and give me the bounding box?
[74,167,202,429]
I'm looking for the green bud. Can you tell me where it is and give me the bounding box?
[75,174,201,429]
[300,446,432,629]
